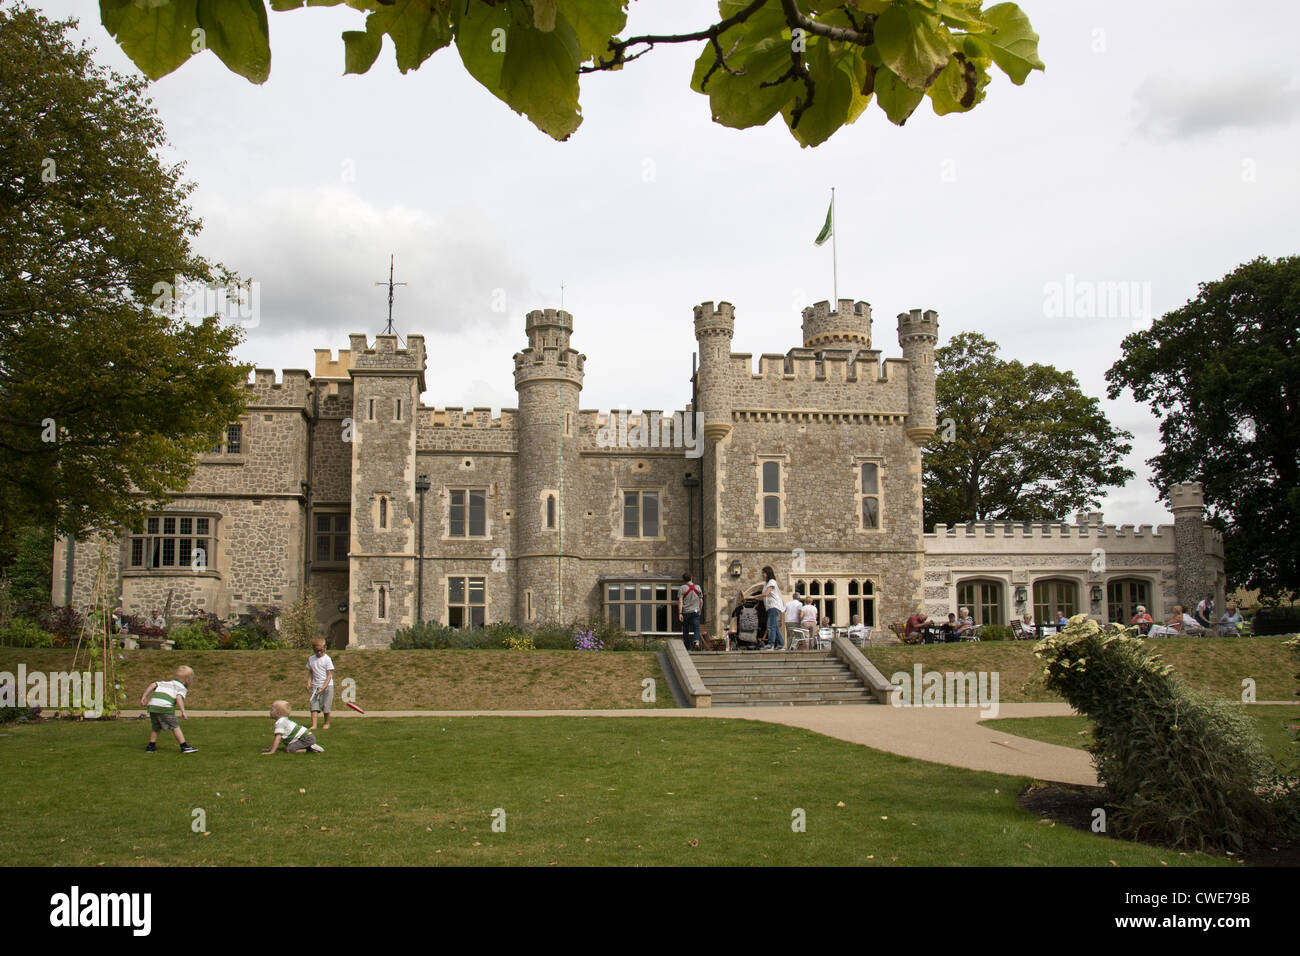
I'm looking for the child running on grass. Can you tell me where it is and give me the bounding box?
[262,700,324,755]
[141,665,197,754]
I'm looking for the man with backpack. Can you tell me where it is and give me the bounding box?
[679,573,703,651]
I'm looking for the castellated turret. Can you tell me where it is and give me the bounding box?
[801,299,872,348]
[693,301,735,443]
[897,308,939,445]
[347,333,426,647]
[1170,482,1210,610]
[513,310,585,623]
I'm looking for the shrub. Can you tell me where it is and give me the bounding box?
[484,621,525,644]
[980,624,1012,641]
[0,619,54,648]
[391,622,453,649]
[121,614,166,642]
[504,636,535,651]
[528,622,573,650]
[279,590,318,650]
[1036,614,1293,852]
[168,622,217,651]
[39,605,85,644]
[0,706,37,723]
[573,627,603,651]
[1253,606,1300,636]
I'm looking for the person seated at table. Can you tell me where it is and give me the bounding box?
[817,615,835,648]
[1149,606,1185,638]
[1055,608,1070,630]
[1219,604,1244,635]
[846,614,867,647]
[1128,605,1154,635]
[939,612,959,642]
[904,610,931,640]
[955,607,977,639]
[1181,607,1207,635]
[1011,613,1035,640]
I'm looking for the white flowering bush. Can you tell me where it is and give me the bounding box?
[1036,614,1294,852]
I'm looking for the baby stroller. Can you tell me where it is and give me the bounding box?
[730,599,764,650]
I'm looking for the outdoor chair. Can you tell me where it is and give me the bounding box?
[1010,621,1034,641]
[788,626,813,651]
[815,626,835,650]
[960,624,982,642]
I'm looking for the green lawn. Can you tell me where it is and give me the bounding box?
[0,648,675,711]
[0,716,1233,866]
[863,636,1296,703]
[983,705,1300,766]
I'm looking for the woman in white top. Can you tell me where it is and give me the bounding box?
[761,566,784,649]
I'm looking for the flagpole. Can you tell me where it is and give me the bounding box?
[831,187,838,306]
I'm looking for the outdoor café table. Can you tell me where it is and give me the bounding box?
[921,624,944,644]
[1034,624,1060,638]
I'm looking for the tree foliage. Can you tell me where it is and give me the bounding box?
[0,4,250,545]
[923,332,1134,528]
[96,0,1044,145]
[1106,256,1300,599]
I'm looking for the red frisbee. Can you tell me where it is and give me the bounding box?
[345,701,366,715]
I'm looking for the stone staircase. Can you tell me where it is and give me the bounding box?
[689,650,878,706]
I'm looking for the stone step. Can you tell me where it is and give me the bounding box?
[691,665,852,681]
[700,674,866,687]
[713,699,876,707]
[711,690,876,703]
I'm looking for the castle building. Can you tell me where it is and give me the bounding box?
[51,300,1225,646]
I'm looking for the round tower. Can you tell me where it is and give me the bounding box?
[692,301,735,444]
[513,309,584,624]
[1170,482,1210,612]
[897,308,940,445]
[801,298,872,348]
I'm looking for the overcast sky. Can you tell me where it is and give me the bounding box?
[38,0,1300,525]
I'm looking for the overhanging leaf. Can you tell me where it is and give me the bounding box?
[196,0,271,83]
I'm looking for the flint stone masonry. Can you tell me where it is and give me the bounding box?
[52,299,1224,648]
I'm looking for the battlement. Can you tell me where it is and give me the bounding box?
[419,406,518,429]
[730,349,904,384]
[313,348,352,379]
[347,333,426,367]
[244,368,312,406]
[512,345,586,388]
[1170,482,1205,512]
[693,300,736,337]
[525,308,573,332]
[897,308,940,345]
[801,298,871,348]
[928,520,1170,540]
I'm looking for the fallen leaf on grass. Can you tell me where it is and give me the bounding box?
[836,801,845,808]
[298,788,306,794]
[687,839,699,847]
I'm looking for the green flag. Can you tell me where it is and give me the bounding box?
[814,199,833,246]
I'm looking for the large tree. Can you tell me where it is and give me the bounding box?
[95,0,1044,145]
[0,4,250,546]
[923,332,1134,529]
[1106,256,1300,600]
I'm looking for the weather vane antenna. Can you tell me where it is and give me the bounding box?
[374,254,408,337]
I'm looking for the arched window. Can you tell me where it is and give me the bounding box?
[546,495,556,529]
[1033,578,1078,625]
[957,579,1004,627]
[378,496,388,529]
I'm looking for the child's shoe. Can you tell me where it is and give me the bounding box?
[145,742,156,753]
[180,743,199,754]
[308,743,324,753]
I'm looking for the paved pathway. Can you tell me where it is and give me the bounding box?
[133,701,1104,785]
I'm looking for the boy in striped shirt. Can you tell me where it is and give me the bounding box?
[262,700,324,755]
[141,665,196,754]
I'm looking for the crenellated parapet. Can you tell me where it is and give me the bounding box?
[801,299,871,348]
[928,520,1170,540]
[347,333,427,392]
[244,369,312,408]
